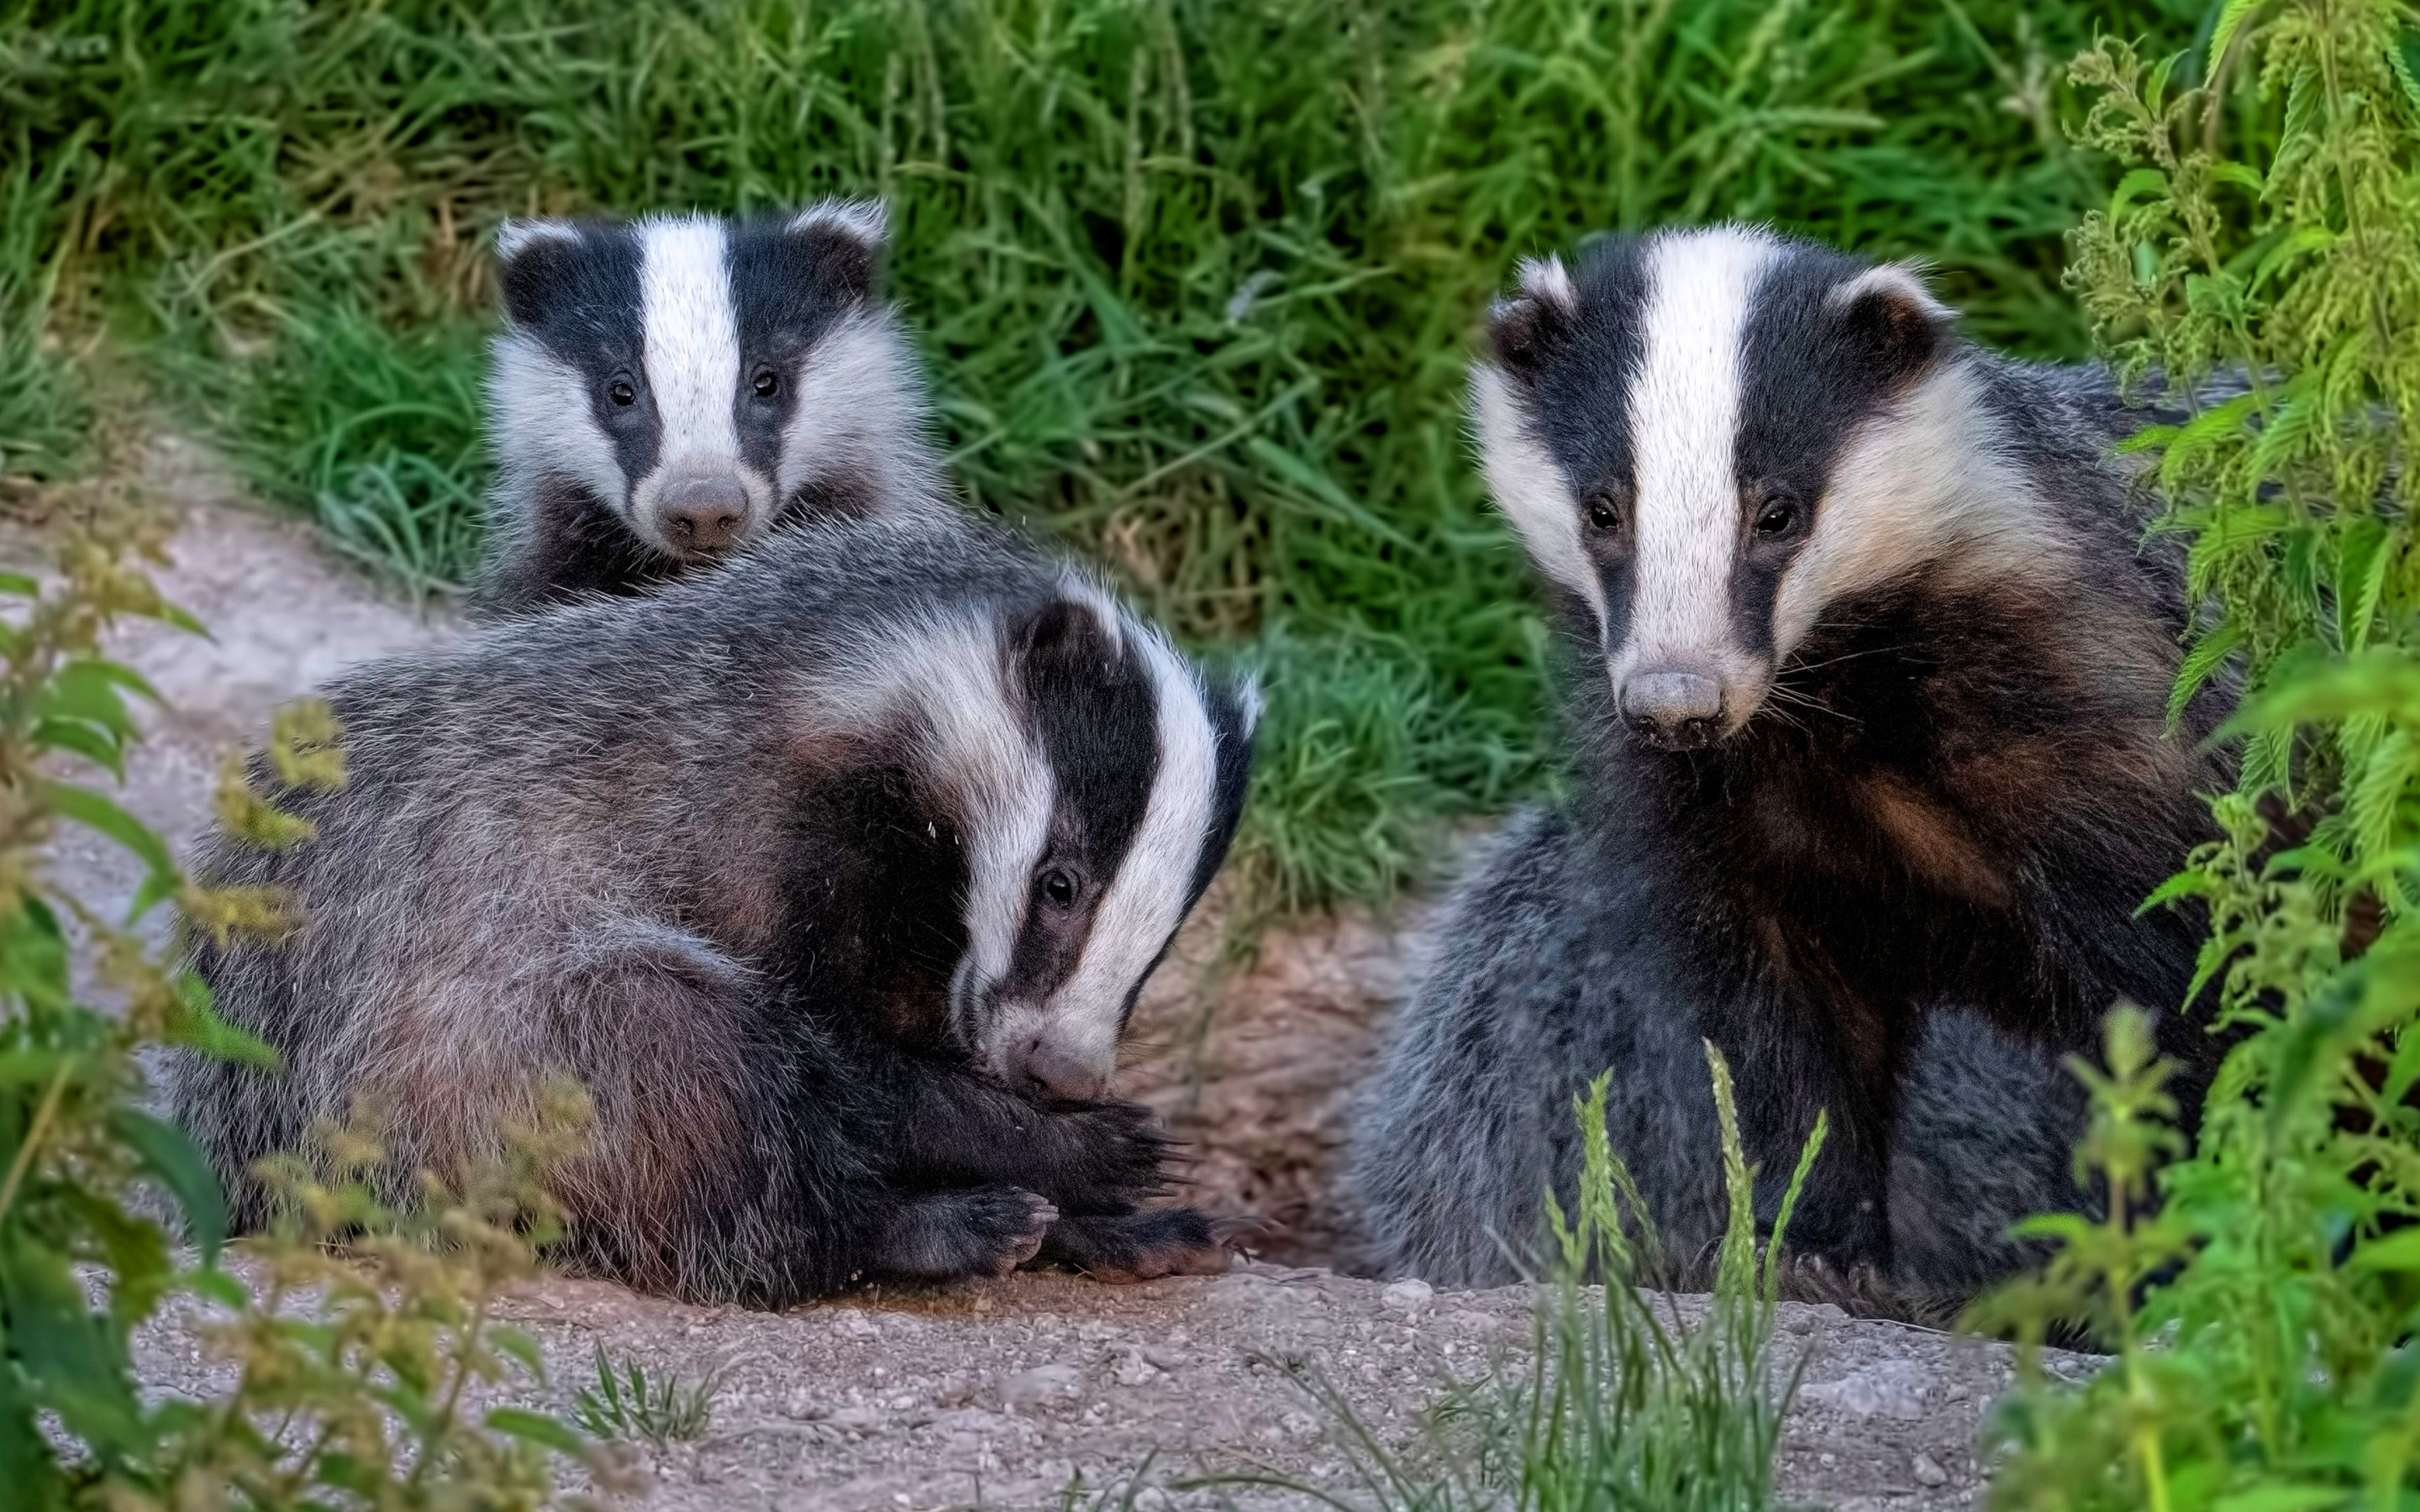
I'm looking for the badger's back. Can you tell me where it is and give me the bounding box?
[179,517,1055,1240]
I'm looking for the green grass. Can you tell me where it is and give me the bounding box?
[571,1341,719,1449]
[1199,1053,1826,1512]
[0,0,2205,916]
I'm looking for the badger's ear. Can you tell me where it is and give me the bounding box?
[494,219,583,327]
[1009,595,1121,691]
[1486,255,1580,378]
[787,199,890,302]
[1224,671,1263,743]
[1828,262,1953,381]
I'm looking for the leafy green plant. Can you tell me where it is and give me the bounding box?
[0,488,608,1509]
[571,1342,718,1450]
[1202,1047,1824,1512]
[1973,3,2420,1505]
[0,0,2203,918]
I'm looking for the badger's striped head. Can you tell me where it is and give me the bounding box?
[1472,226,2055,750]
[490,203,933,564]
[834,579,1257,1102]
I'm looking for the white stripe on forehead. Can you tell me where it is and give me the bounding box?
[1619,227,1780,673]
[1038,615,1217,1080]
[638,216,742,465]
[806,609,1052,1005]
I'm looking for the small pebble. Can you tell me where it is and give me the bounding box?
[999,1362,1083,1410]
[1913,1452,1949,1488]
[1381,1278,1434,1313]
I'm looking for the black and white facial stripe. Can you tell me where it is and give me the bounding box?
[1473,225,2057,749]
[834,579,1255,1101]
[490,202,938,564]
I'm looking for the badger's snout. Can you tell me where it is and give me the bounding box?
[653,474,750,556]
[1618,667,1726,750]
[1002,1032,1110,1103]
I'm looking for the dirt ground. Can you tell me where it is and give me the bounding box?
[65,443,2081,1508]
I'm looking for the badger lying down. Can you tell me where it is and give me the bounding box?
[176,515,1255,1306]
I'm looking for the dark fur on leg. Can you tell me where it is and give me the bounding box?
[1034,1207,1233,1281]
[866,1188,1057,1281]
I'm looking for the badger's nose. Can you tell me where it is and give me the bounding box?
[655,476,749,556]
[1619,669,1724,750]
[1005,1036,1108,1103]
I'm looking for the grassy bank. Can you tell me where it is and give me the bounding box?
[0,0,2200,915]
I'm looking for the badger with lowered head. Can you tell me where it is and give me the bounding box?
[471,202,950,613]
[1350,227,2228,1292]
[178,515,1255,1305]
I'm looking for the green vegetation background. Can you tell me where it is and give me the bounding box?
[0,0,2208,919]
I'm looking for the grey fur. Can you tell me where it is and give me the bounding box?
[1349,228,2225,1310]
[176,512,1253,1305]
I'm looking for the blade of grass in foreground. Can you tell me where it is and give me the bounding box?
[1187,1046,1826,1512]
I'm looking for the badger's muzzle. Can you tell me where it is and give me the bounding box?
[652,473,750,557]
[1618,666,1726,750]
[1002,1031,1110,1103]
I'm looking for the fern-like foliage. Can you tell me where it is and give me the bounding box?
[1975,3,2420,1507]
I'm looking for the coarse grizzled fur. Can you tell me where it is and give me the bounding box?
[1349,225,2231,1299]
[468,202,951,615]
[177,515,1256,1306]
[1351,808,2091,1305]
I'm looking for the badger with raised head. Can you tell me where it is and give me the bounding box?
[1349,226,2228,1292]
[471,202,950,613]
[178,514,1255,1304]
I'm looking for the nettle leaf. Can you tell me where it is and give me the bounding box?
[2173,618,2245,725]
[32,717,126,777]
[2111,167,2171,221]
[111,1107,229,1265]
[2336,514,2391,651]
[2347,730,2416,864]
[485,1407,587,1456]
[39,781,179,922]
[0,1231,148,1463]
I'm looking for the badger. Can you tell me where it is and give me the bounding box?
[1348,226,2230,1294]
[469,202,951,613]
[176,513,1256,1305]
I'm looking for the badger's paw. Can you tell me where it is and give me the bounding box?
[1034,1206,1249,1283]
[1043,1097,1181,1210]
[871,1186,1057,1282]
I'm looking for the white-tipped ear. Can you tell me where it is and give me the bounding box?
[790,198,889,250]
[495,218,581,263]
[1828,260,1954,324]
[1052,570,1128,656]
[1515,255,1577,314]
[1230,672,1264,739]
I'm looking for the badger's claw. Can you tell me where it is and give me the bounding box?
[1034,1206,1247,1282]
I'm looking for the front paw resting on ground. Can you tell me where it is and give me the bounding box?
[1033,1206,1253,1282]
[868,1186,1057,1282]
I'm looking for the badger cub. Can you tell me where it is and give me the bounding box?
[178,516,1255,1305]
[471,202,950,612]
[1351,227,2229,1288]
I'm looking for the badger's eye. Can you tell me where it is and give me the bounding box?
[1585,493,1621,533]
[752,368,779,398]
[1039,869,1078,908]
[1754,496,1799,537]
[607,377,637,407]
